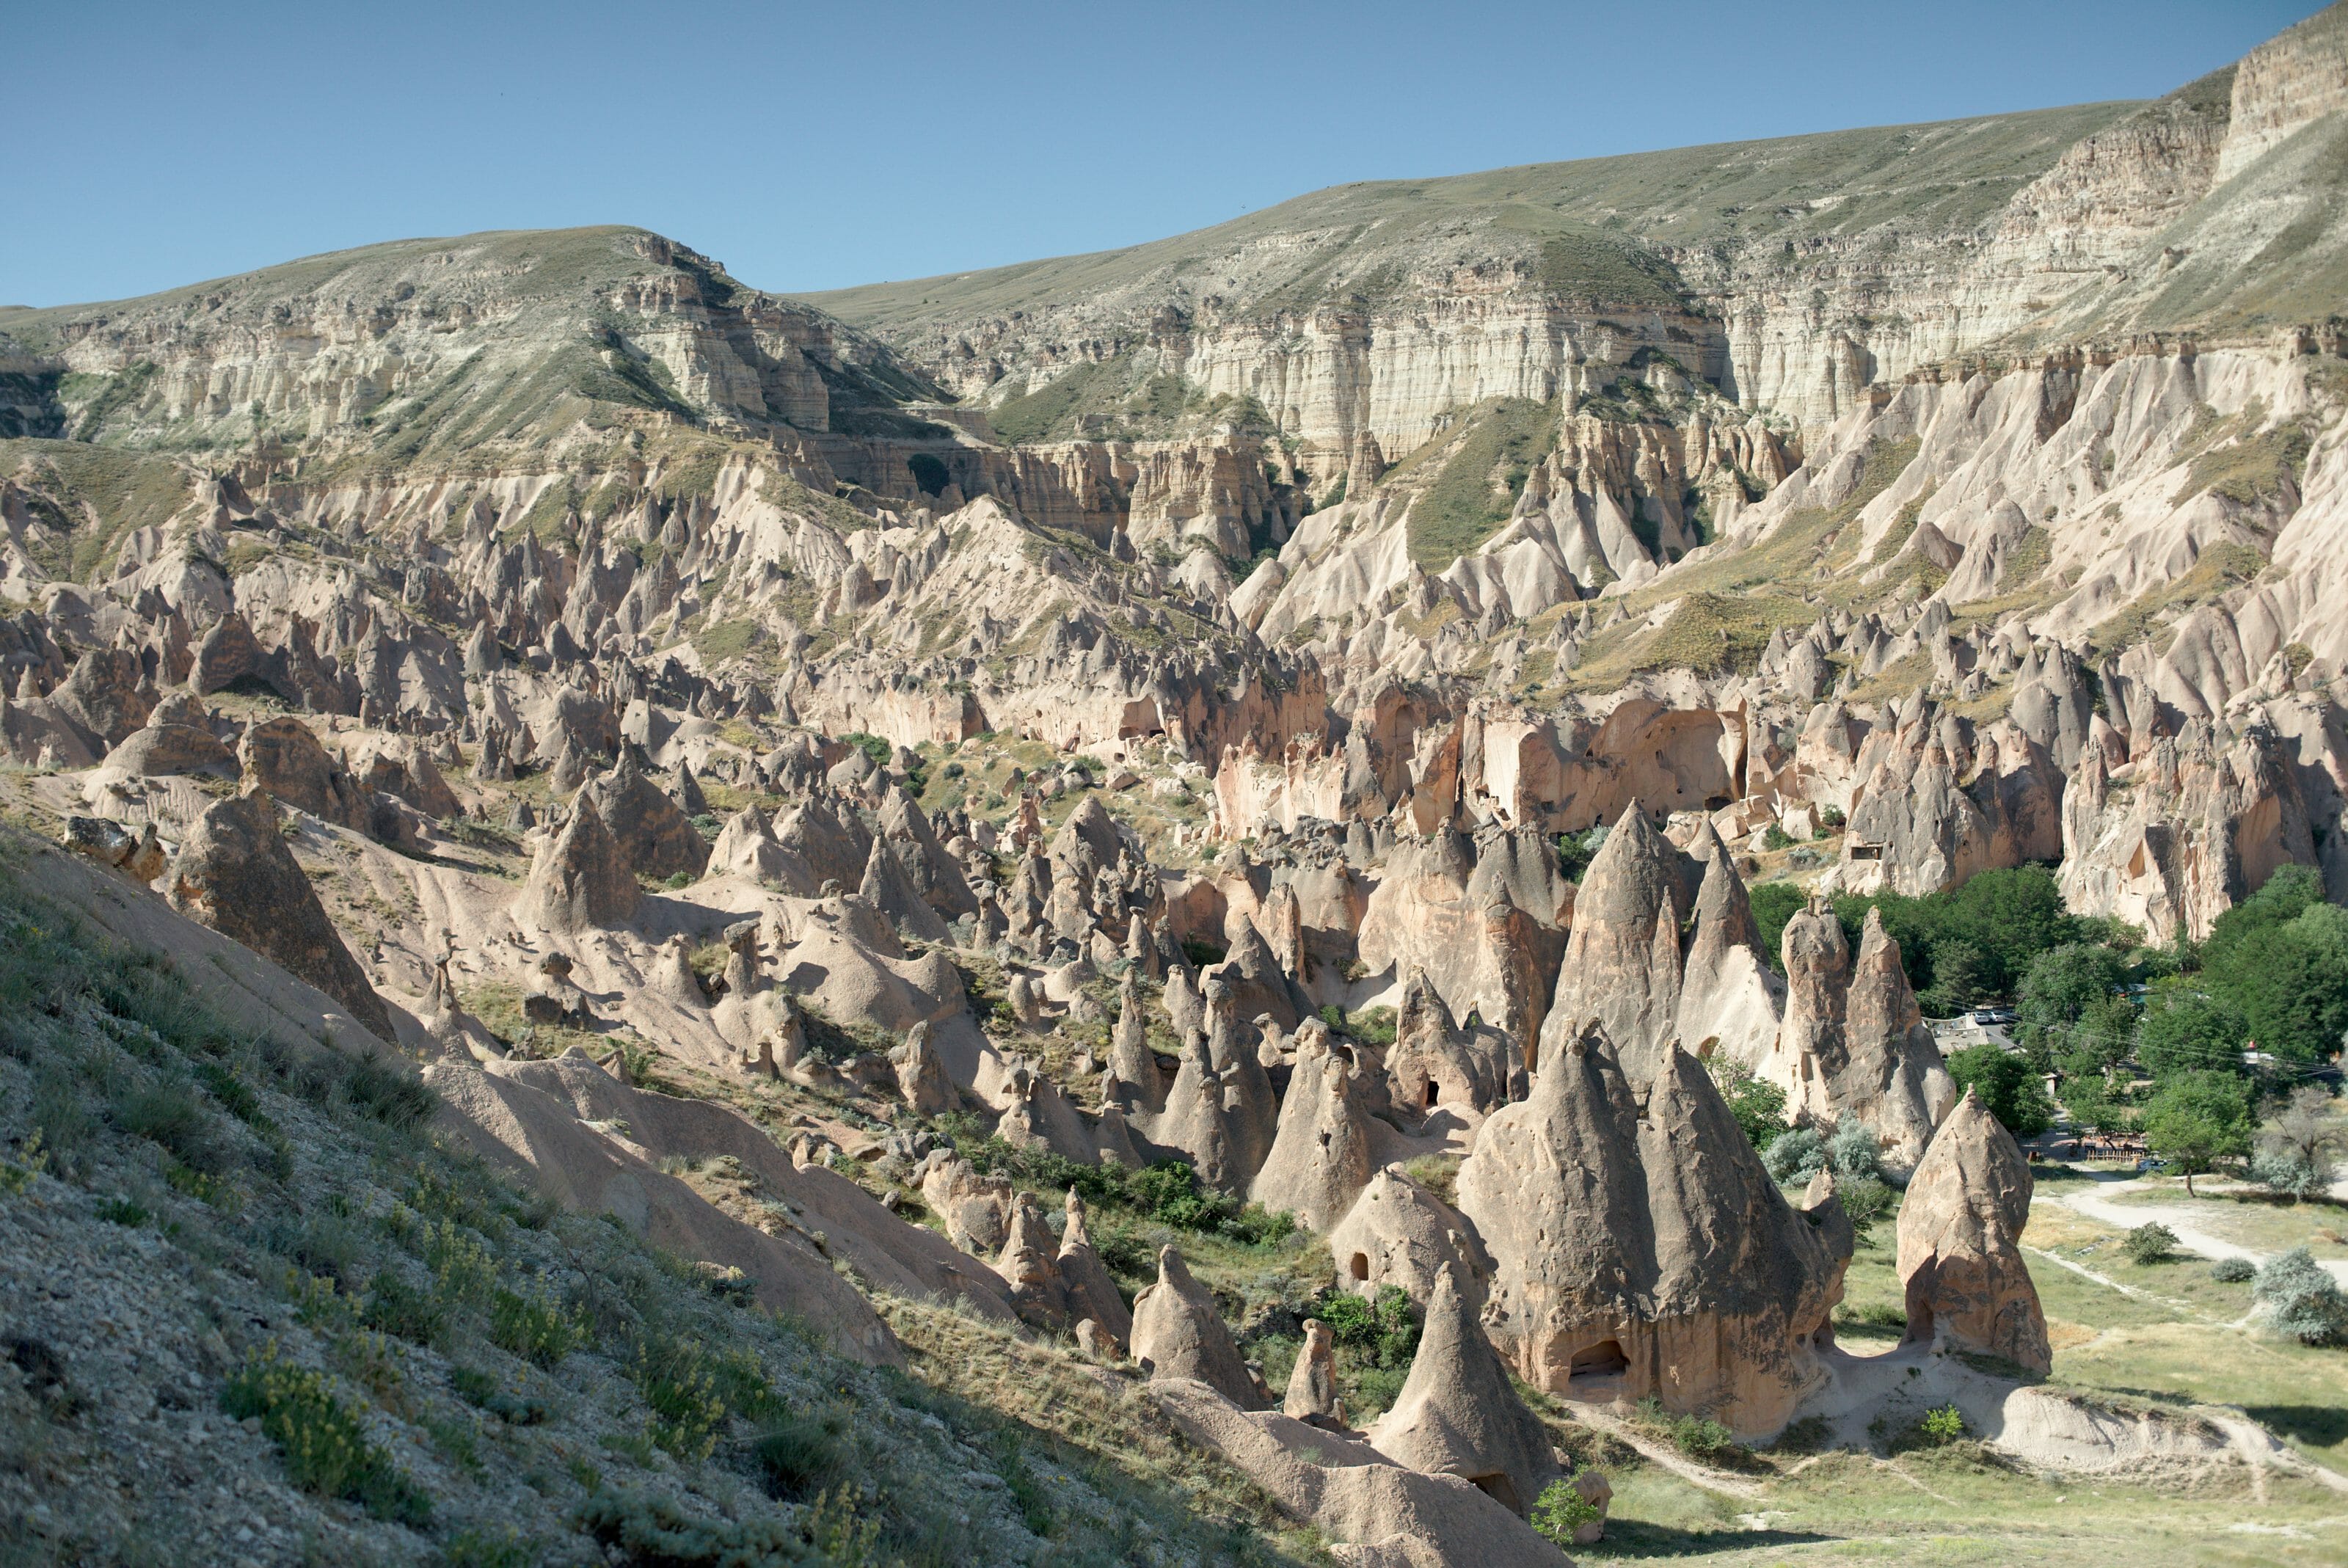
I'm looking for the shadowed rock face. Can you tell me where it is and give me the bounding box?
[1897,1089,2051,1374]
[166,791,395,1041]
[1456,1023,1848,1437]
[519,793,639,933]
[1366,1265,1558,1517]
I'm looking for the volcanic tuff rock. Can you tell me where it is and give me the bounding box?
[519,792,640,933]
[1774,900,1955,1176]
[1365,1265,1561,1517]
[1456,1023,1848,1436]
[1897,1089,2053,1374]
[1131,1246,1264,1408]
[164,790,395,1041]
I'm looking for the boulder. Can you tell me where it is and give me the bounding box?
[993,1192,1070,1330]
[1896,1089,2051,1374]
[892,1020,955,1118]
[1538,807,1688,1080]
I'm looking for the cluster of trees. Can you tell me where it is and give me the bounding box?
[1749,866,2115,1014]
[1740,861,2348,1197]
[1940,866,2348,1193]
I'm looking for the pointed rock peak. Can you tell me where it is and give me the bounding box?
[1896,1087,2048,1372]
[1063,1186,1093,1248]
[1366,1263,1558,1517]
[522,792,638,933]
[1131,1244,1262,1407]
[1398,966,1459,1040]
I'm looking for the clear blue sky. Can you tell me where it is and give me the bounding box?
[1,0,2327,308]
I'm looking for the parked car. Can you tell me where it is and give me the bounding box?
[2135,1156,2169,1173]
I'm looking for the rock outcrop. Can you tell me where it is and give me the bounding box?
[519,795,640,933]
[1896,1089,2052,1374]
[1366,1266,1559,1517]
[1456,1023,1846,1436]
[165,792,395,1041]
[1773,900,1954,1175]
[1131,1246,1262,1408]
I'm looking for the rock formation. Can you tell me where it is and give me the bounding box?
[1896,1089,2052,1374]
[1131,1246,1262,1408]
[1366,1266,1559,1517]
[1456,1023,1846,1436]
[165,792,395,1041]
[519,794,640,933]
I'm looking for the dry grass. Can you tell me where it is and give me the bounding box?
[878,1296,1329,1564]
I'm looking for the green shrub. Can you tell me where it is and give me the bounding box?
[2212,1256,2257,1284]
[1917,1404,1966,1445]
[1837,1177,1896,1236]
[95,1195,147,1226]
[754,1407,851,1499]
[1826,1120,1884,1183]
[490,1284,586,1367]
[572,1489,817,1566]
[1944,1043,2055,1139]
[1530,1476,1602,1545]
[1635,1397,1736,1460]
[2123,1222,2179,1265]
[629,1340,732,1461]
[362,1267,448,1346]
[2255,1247,2348,1344]
[1760,825,1794,852]
[437,1525,533,1568]
[1763,1127,1825,1183]
[220,1346,429,1525]
[450,1365,551,1426]
[341,1054,435,1129]
[114,1081,226,1173]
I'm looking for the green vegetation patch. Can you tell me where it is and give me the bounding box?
[1404,397,1559,569]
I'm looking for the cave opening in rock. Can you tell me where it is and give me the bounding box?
[1569,1339,1628,1379]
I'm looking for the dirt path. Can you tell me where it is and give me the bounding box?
[2046,1175,2348,1285]
[1571,1406,1766,1499]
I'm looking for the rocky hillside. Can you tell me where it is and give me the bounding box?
[814,4,2348,445]
[3,9,2348,1567]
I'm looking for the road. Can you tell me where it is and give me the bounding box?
[2045,1170,2348,1286]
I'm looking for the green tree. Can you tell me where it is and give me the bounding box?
[1917,940,1991,1017]
[2016,943,2127,1067]
[2135,988,2249,1079]
[1944,1043,2054,1139]
[2140,1070,2253,1195]
[1749,881,1806,971]
[1705,1058,1789,1152]
[2206,900,2348,1065]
